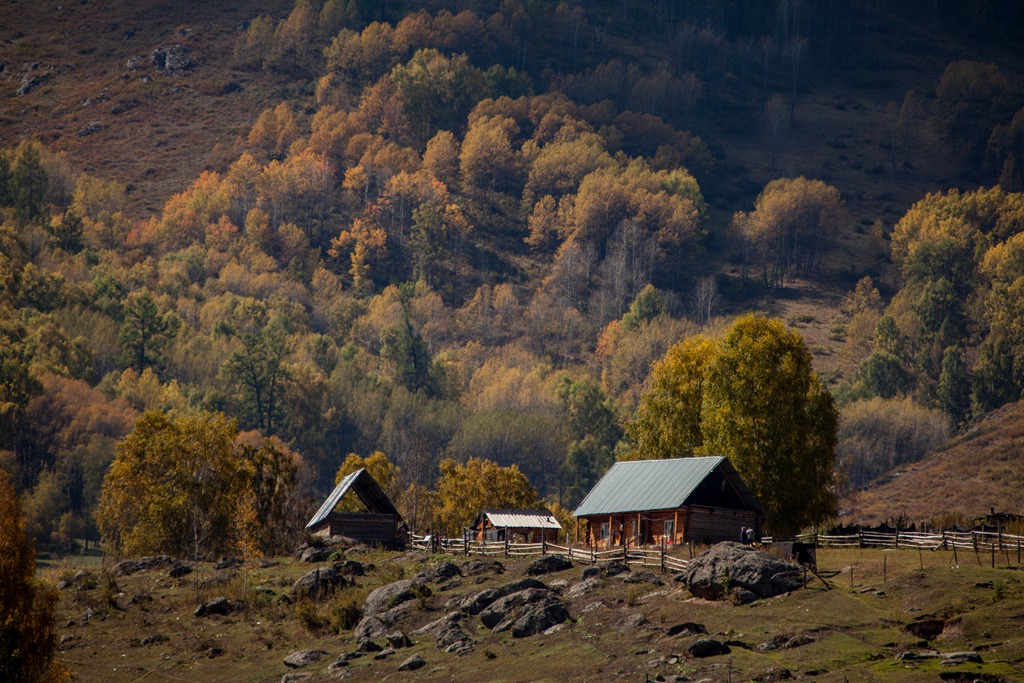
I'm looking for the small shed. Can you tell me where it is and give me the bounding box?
[305,468,405,549]
[468,508,563,544]
[573,457,762,549]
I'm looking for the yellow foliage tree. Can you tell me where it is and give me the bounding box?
[0,470,68,683]
[433,457,538,536]
[332,451,402,512]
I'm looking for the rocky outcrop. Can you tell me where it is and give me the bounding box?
[353,579,429,641]
[290,567,347,600]
[282,649,329,668]
[680,542,804,601]
[114,556,174,576]
[688,638,730,657]
[479,588,557,629]
[449,577,547,615]
[193,597,238,618]
[150,44,194,74]
[527,555,573,576]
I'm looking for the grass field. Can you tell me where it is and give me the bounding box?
[48,544,1024,682]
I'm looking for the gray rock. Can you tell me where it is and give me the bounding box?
[509,602,571,638]
[362,579,428,618]
[214,557,242,570]
[462,559,504,576]
[688,638,730,658]
[398,654,426,671]
[353,602,415,641]
[623,570,663,585]
[453,577,547,615]
[528,555,573,576]
[168,563,192,579]
[666,622,707,637]
[280,674,312,683]
[386,631,412,649]
[613,612,650,631]
[194,597,235,618]
[300,546,334,563]
[290,567,347,600]
[373,648,395,660]
[565,577,601,599]
[940,651,982,664]
[283,649,329,668]
[357,640,383,653]
[480,588,557,629]
[416,561,462,583]
[114,555,174,576]
[150,44,194,73]
[784,634,816,649]
[334,560,365,576]
[680,542,804,601]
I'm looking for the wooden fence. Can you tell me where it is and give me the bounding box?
[410,535,690,572]
[410,528,1024,571]
[766,529,1024,556]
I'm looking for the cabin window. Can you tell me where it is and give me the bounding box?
[484,528,499,542]
[663,520,674,540]
[599,523,610,541]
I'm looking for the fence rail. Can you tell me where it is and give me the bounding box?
[410,534,691,572]
[766,529,1024,555]
[411,528,1024,572]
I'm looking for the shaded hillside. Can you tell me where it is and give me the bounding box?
[842,400,1024,525]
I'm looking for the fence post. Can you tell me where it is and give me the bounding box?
[542,539,547,556]
[623,541,628,566]
[591,545,595,565]
[858,531,864,549]
[504,532,509,559]
[660,538,666,574]
[464,537,468,556]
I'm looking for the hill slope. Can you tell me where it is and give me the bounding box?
[843,401,1024,525]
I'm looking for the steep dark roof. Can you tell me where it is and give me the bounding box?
[306,468,399,529]
[572,457,762,517]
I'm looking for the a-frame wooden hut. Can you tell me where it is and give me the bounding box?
[305,468,405,548]
[572,457,762,549]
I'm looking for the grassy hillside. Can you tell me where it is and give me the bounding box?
[50,546,1024,682]
[845,401,1024,526]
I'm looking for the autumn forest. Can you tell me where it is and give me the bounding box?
[2,0,1024,563]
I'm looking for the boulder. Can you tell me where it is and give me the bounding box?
[679,542,804,601]
[299,547,333,563]
[290,567,347,600]
[194,597,236,618]
[666,622,707,637]
[613,612,650,632]
[623,570,663,585]
[362,579,428,619]
[214,557,243,570]
[509,602,571,638]
[451,577,547,615]
[416,561,462,583]
[480,588,557,629]
[462,559,505,576]
[565,578,600,599]
[150,44,194,73]
[334,560,366,576]
[114,556,174,576]
[527,555,573,576]
[283,649,329,668]
[168,563,192,579]
[386,631,413,649]
[398,654,426,671]
[688,638,730,658]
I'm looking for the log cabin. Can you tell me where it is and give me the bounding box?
[305,468,406,549]
[468,508,563,544]
[572,457,762,549]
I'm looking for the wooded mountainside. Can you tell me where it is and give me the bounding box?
[2,0,1024,551]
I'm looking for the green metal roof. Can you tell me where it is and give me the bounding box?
[572,456,762,517]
